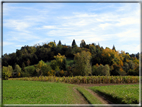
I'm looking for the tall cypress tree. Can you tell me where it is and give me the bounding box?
[72,39,77,48]
[58,40,62,46]
[112,45,116,51]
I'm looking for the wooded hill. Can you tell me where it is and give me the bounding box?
[2,39,140,79]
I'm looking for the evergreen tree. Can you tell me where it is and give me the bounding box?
[58,40,62,46]
[112,45,116,51]
[72,39,77,48]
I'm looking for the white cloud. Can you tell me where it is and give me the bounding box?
[3,41,14,46]
[42,26,57,29]
[116,17,140,26]
[6,32,40,42]
[116,30,140,42]
[118,44,140,54]
[4,19,31,31]
[99,23,112,30]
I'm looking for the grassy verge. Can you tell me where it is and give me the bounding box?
[3,80,83,104]
[76,87,103,104]
[89,84,139,104]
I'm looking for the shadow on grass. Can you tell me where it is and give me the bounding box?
[94,90,138,104]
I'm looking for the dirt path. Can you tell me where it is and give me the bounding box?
[72,87,88,104]
[72,83,139,105]
[85,88,113,104]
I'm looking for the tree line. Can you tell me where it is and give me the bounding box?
[2,39,140,79]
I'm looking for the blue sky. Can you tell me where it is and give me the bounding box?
[3,2,140,55]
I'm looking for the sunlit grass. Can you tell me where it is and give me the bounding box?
[3,80,82,104]
[89,84,139,104]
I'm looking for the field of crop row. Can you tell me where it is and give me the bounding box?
[9,76,139,84]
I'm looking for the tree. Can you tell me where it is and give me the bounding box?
[96,64,104,76]
[24,66,36,76]
[92,65,98,75]
[54,53,67,71]
[35,60,46,76]
[112,45,116,51]
[89,44,96,54]
[74,51,92,76]
[58,40,62,46]
[2,65,13,79]
[27,59,30,66]
[22,62,25,71]
[128,60,135,69]
[8,65,13,77]
[102,64,110,76]
[80,40,86,48]
[41,65,52,76]
[50,60,57,70]
[123,62,129,73]
[48,42,56,48]
[14,64,21,77]
[72,39,77,48]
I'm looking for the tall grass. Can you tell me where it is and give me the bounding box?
[9,76,139,84]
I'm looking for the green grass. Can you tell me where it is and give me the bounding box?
[89,84,139,104]
[76,87,103,104]
[3,80,83,104]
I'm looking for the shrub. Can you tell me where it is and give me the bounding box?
[92,65,98,75]
[24,66,36,77]
[41,65,52,76]
[97,64,104,76]
[127,69,137,76]
[2,66,13,80]
[102,64,110,76]
[14,64,21,77]
[50,60,57,70]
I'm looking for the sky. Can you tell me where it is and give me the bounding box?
[2,2,140,55]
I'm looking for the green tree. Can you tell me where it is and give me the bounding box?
[74,51,92,76]
[36,60,46,76]
[102,64,110,76]
[41,65,52,76]
[97,64,104,76]
[24,66,36,77]
[14,64,21,77]
[2,65,13,80]
[128,60,135,69]
[92,65,98,75]
[50,60,57,70]
[8,65,13,77]
[123,62,129,73]
[89,44,96,54]
[22,62,25,71]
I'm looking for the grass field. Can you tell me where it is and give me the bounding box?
[3,80,140,104]
[76,87,103,104]
[89,84,139,104]
[3,80,82,104]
